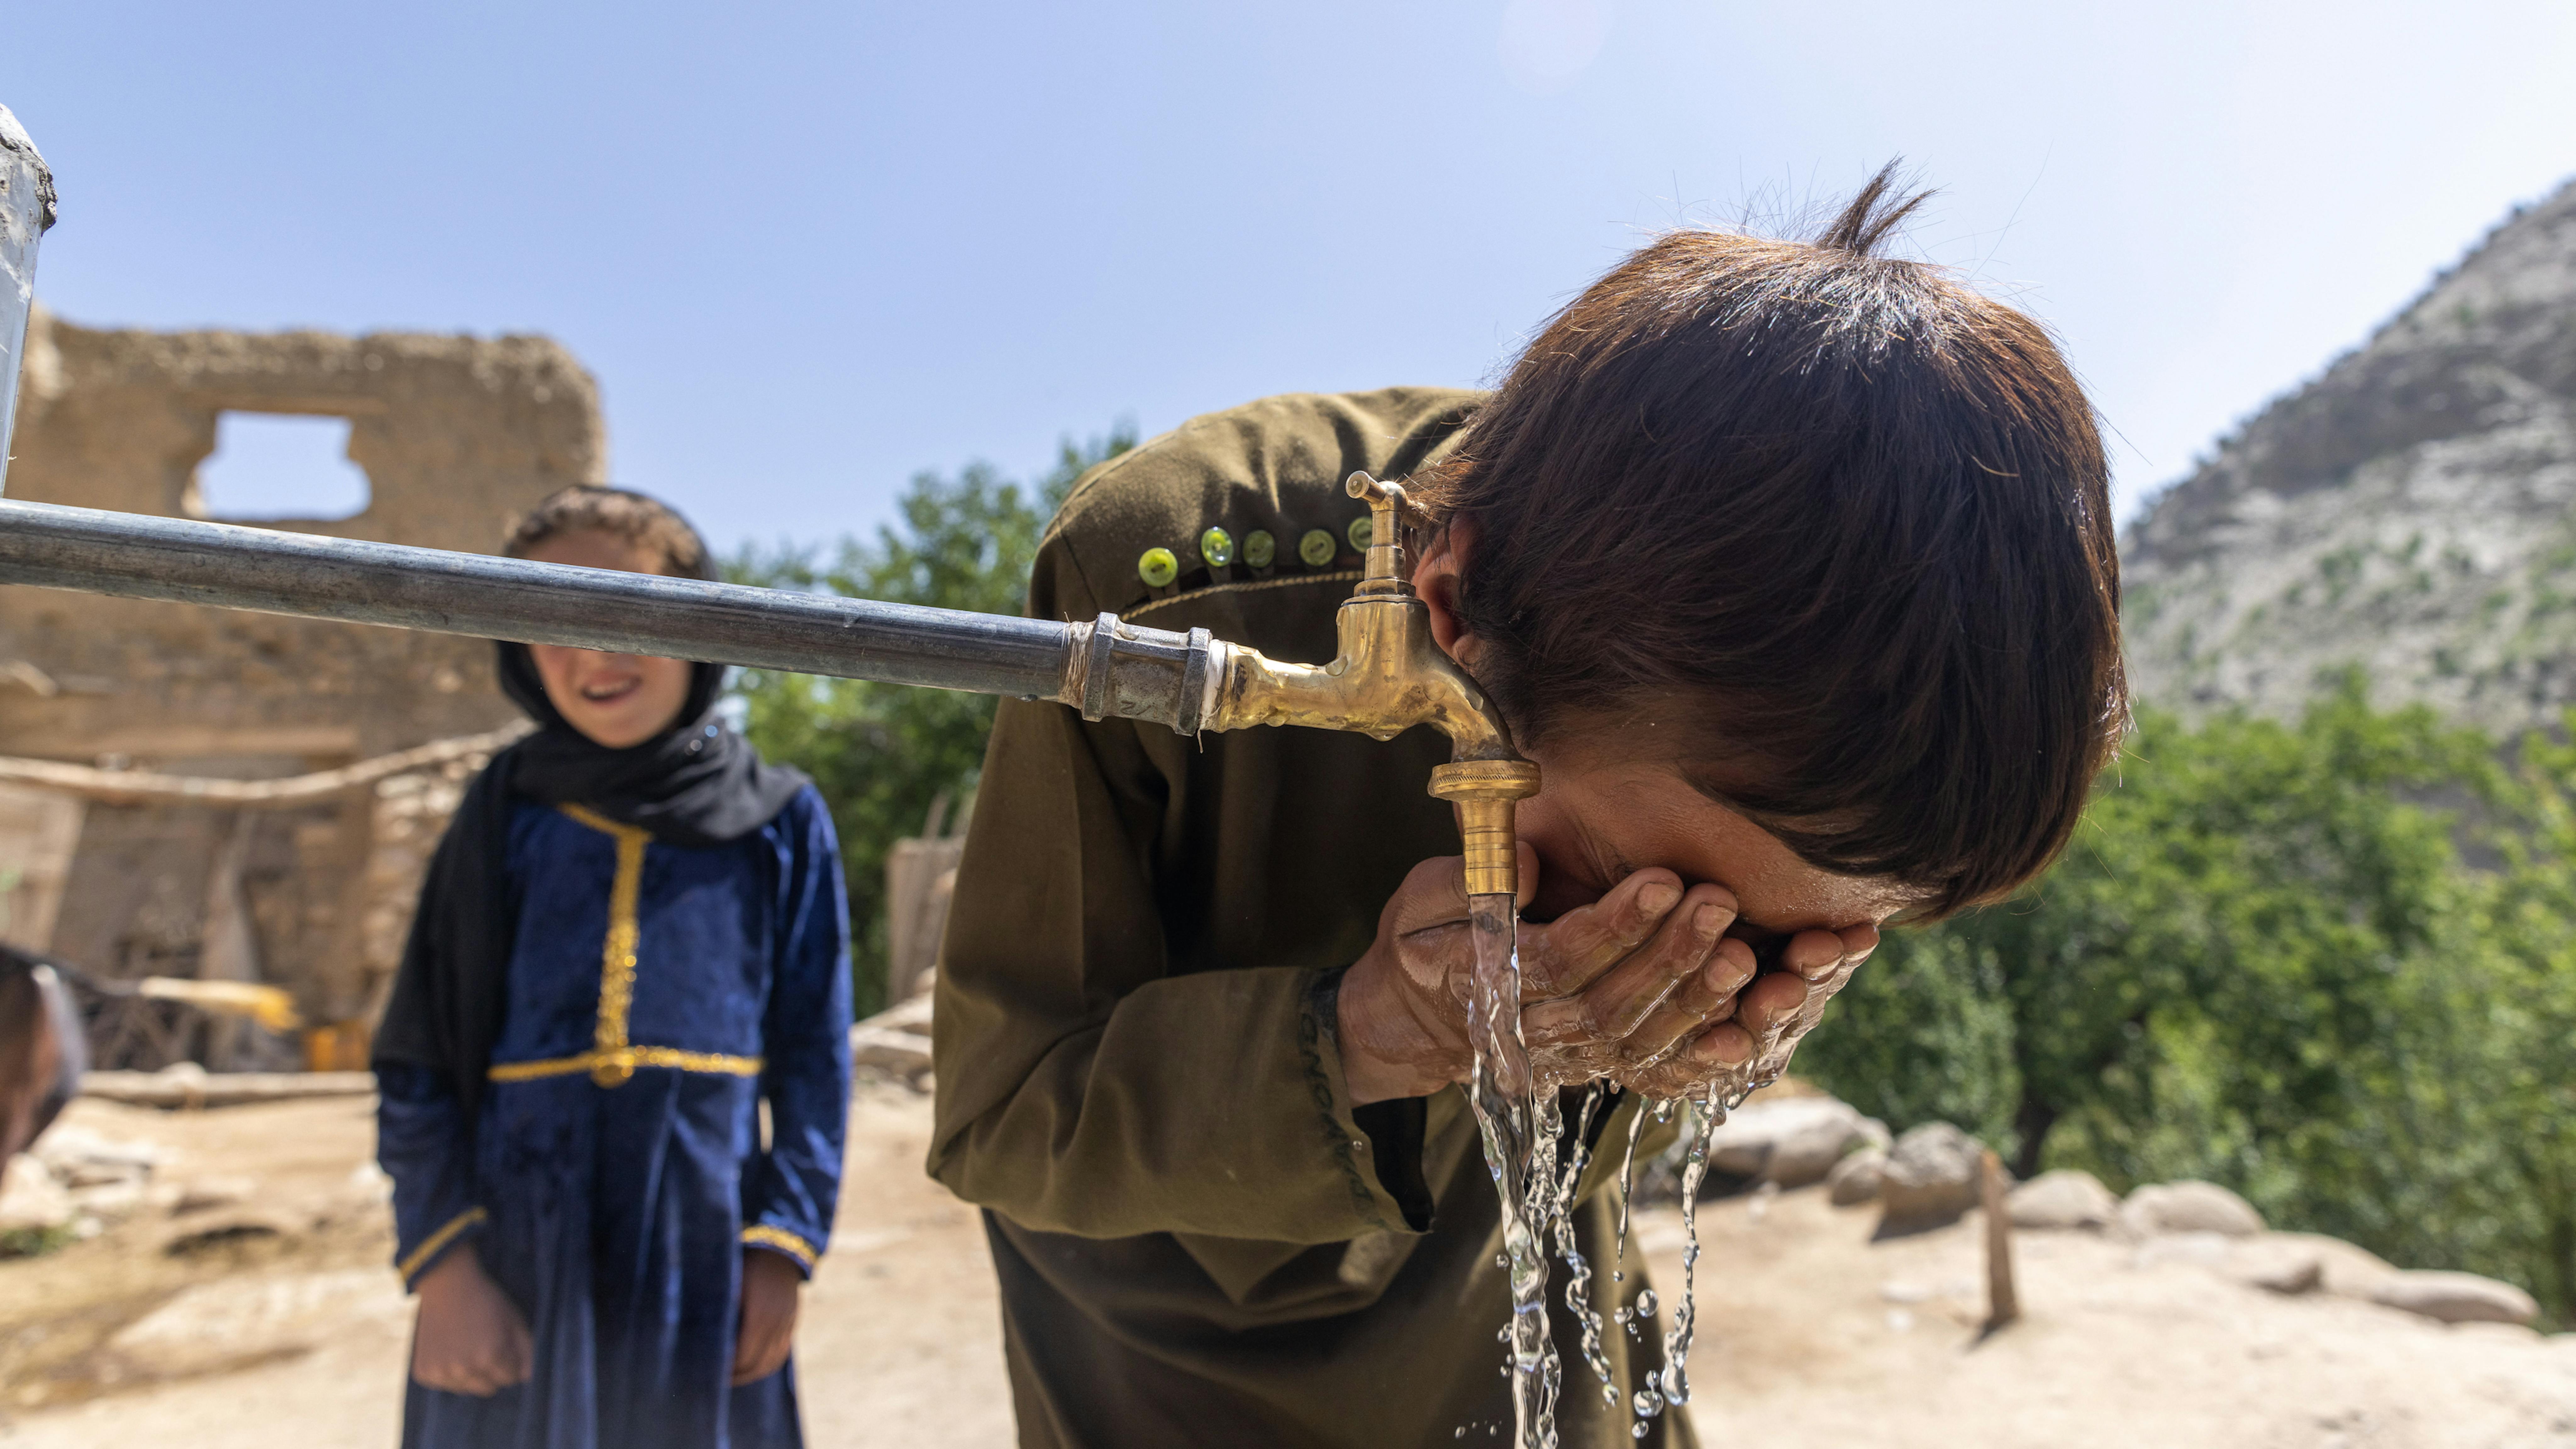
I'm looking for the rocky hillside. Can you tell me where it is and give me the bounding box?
[2122,178,2576,731]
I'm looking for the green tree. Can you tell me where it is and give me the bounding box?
[2456,731,2576,1319]
[1807,683,2490,1175]
[726,426,1135,1018]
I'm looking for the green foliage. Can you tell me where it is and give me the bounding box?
[1798,676,2576,1320]
[0,1222,75,1259]
[724,427,1135,1020]
[2458,732,2576,1320]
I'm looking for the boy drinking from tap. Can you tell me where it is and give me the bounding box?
[930,167,2126,1448]
[374,486,852,1449]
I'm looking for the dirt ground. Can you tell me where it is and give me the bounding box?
[7,1087,2576,1448]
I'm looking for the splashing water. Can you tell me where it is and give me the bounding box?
[1609,1104,1650,1283]
[1652,1099,1726,1414]
[1459,891,1752,1447]
[1550,1083,1617,1407]
[1462,893,1557,1447]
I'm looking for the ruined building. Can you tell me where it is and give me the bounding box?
[0,306,604,1065]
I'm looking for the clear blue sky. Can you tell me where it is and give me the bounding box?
[7,1,2574,549]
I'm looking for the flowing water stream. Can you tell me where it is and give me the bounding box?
[1460,892,1746,1448]
[1463,893,1555,1443]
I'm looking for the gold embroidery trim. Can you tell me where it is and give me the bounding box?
[741,1224,819,1269]
[559,804,653,1087]
[1122,569,1364,622]
[487,1046,764,1083]
[397,1206,488,1285]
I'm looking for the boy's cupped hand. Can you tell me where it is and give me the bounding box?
[410,1246,533,1396]
[1335,847,1874,1107]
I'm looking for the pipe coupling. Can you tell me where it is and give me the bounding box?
[1429,759,1541,899]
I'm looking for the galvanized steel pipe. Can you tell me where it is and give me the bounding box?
[0,499,1225,734]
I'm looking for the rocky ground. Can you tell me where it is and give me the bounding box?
[6,1086,2576,1448]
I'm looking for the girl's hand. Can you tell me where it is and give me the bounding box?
[732,1249,804,1385]
[410,1246,532,1396]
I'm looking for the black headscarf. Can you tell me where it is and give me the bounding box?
[371,643,809,1122]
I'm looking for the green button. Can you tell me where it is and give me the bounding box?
[1243,530,1276,568]
[1198,526,1235,568]
[1346,515,1374,552]
[1298,529,1338,567]
[1137,547,1179,589]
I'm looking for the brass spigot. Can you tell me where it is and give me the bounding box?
[1205,472,1541,897]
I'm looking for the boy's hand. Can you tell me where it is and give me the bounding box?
[1338,849,1758,1104]
[733,1249,803,1385]
[1608,922,1877,1101]
[410,1245,532,1396]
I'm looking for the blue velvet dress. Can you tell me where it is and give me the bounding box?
[378,788,852,1449]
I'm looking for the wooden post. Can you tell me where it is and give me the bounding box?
[1981,1148,2019,1330]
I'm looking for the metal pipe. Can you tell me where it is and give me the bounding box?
[0,499,1225,734]
[0,104,58,497]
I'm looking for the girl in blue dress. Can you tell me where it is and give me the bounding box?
[373,486,853,1449]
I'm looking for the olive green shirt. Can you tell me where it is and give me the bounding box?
[931,388,1693,1449]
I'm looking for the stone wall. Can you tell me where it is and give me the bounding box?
[0,308,603,1056]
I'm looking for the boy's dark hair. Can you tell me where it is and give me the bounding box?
[1411,165,2126,919]
[503,484,715,581]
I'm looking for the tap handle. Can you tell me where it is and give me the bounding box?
[1345,471,1412,594]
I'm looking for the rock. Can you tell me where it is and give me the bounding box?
[1707,1097,1880,1188]
[2370,1270,2540,1325]
[2120,1181,2264,1238]
[160,1209,297,1257]
[31,1123,164,1186]
[2229,1238,2325,1295]
[69,1178,149,1221]
[1827,1147,1886,1206]
[1875,1123,1985,1235]
[172,1175,257,1215]
[2273,1232,2399,1299]
[2131,1231,2233,1271]
[2245,1255,2323,1295]
[105,1269,401,1378]
[0,1152,75,1234]
[2007,1169,2118,1230]
[850,994,935,1087]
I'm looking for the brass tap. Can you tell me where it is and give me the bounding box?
[1205,472,1541,897]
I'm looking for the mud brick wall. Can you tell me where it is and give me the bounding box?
[0,308,603,1048]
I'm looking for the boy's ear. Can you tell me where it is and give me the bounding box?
[1415,518,1483,672]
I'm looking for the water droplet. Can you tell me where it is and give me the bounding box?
[1635,1290,1657,1317]
[1632,1423,1651,1440]
[1632,1387,1664,1418]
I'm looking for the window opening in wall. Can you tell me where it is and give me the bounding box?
[192,412,372,521]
